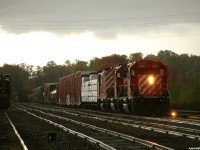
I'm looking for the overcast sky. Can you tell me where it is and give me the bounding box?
[0,0,200,67]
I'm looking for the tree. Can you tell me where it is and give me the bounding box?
[144,54,157,60]
[0,64,31,91]
[43,61,62,83]
[30,66,44,88]
[88,57,101,71]
[129,52,143,62]
[71,59,88,72]
[46,61,57,67]
[99,54,128,70]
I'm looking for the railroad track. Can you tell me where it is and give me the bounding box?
[15,103,173,150]
[0,110,28,150]
[6,105,102,150]
[171,109,200,119]
[4,111,28,150]
[28,103,200,137]
[23,103,200,149]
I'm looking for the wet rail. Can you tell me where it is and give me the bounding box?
[28,103,200,140]
[4,111,28,150]
[16,103,173,150]
[24,103,200,149]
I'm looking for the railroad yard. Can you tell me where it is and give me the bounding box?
[1,0,200,149]
[1,103,200,150]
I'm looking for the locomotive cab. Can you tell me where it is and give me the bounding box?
[123,60,170,116]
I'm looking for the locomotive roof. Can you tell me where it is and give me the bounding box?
[131,60,167,69]
[44,83,57,85]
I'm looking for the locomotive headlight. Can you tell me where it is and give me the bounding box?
[148,75,155,85]
[171,111,177,118]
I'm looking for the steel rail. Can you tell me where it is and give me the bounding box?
[27,103,200,140]
[20,104,174,150]
[32,103,200,126]
[13,105,116,150]
[67,109,200,135]
[4,111,28,150]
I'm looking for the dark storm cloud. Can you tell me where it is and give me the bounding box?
[0,0,200,37]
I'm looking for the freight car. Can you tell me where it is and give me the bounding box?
[44,83,57,103]
[57,71,91,106]
[12,90,32,103]
[0,74,11,109]
[32,86,44,102]
[33,60,170,116]
[31,83,57,104]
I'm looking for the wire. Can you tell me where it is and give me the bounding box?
[0,11,200,23]
[0,18,200,30]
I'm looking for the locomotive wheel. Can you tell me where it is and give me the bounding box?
[99,103,109,111]
[123,103,131,113]
[110,103,118,112]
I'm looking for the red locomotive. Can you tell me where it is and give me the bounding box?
[98,60,170,115]
[32,60,170,116]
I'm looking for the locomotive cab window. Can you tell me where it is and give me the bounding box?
[130,69,135,77]
[124,68,128,78]
[116,72,122,80]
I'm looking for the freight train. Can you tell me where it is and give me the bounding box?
[32,60,170,116]
[0,74,11,109]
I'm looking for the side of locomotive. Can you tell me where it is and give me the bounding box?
[0,74,11,109]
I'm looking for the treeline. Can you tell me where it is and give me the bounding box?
[0,50,200,110]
